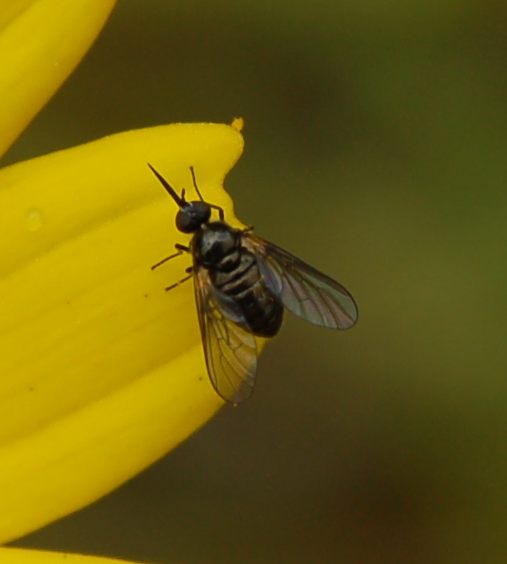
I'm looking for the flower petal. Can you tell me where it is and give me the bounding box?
[0,123,244,541]
[0,0,116,156]
[0,547,136,563]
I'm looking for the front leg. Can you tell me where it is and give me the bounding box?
[151,243,191,270]
[209,204,225,222]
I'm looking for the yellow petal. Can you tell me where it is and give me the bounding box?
[0,123,244,542]
[0,0,116,156]
[0,547,136,563]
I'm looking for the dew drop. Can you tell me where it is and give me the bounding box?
[26,208,43,232]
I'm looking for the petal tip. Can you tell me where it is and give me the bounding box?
[231,116,245,132]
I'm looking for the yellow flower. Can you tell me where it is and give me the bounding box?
[0,547,135,563]
[0,0,246,555]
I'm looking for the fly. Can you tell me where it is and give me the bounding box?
[148,164,358,404]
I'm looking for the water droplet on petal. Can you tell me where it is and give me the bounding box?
[26,208,43,232]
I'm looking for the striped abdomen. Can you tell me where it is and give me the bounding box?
[210,248,283,337]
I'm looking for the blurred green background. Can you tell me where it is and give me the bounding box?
[7,1,507,562]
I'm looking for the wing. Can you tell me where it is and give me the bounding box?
[193,266,258,404]
[243,233,358,330]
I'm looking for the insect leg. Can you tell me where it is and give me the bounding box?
[188,165,225,220]
[208,204,225,221]
[165,273,192,292]
[151,243,190,270]
[209,204,225,221]
[189,166,204,201]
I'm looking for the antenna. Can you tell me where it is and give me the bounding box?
[147,163,184,207]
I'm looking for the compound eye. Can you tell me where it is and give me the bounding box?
[193,201,211,222]
[176,210,195,233]
[175,202,211,233]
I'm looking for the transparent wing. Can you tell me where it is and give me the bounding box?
[243,233,358,330]
[193,266,257,404]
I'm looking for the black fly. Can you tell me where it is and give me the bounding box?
[149,164,358,404]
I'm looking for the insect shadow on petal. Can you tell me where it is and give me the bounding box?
[148,164,358,404]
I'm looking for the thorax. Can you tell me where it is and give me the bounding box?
[193,222,242,268]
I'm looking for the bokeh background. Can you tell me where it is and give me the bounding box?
[7,1,507,562]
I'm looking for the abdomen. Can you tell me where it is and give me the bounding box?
[211,249,284,337]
